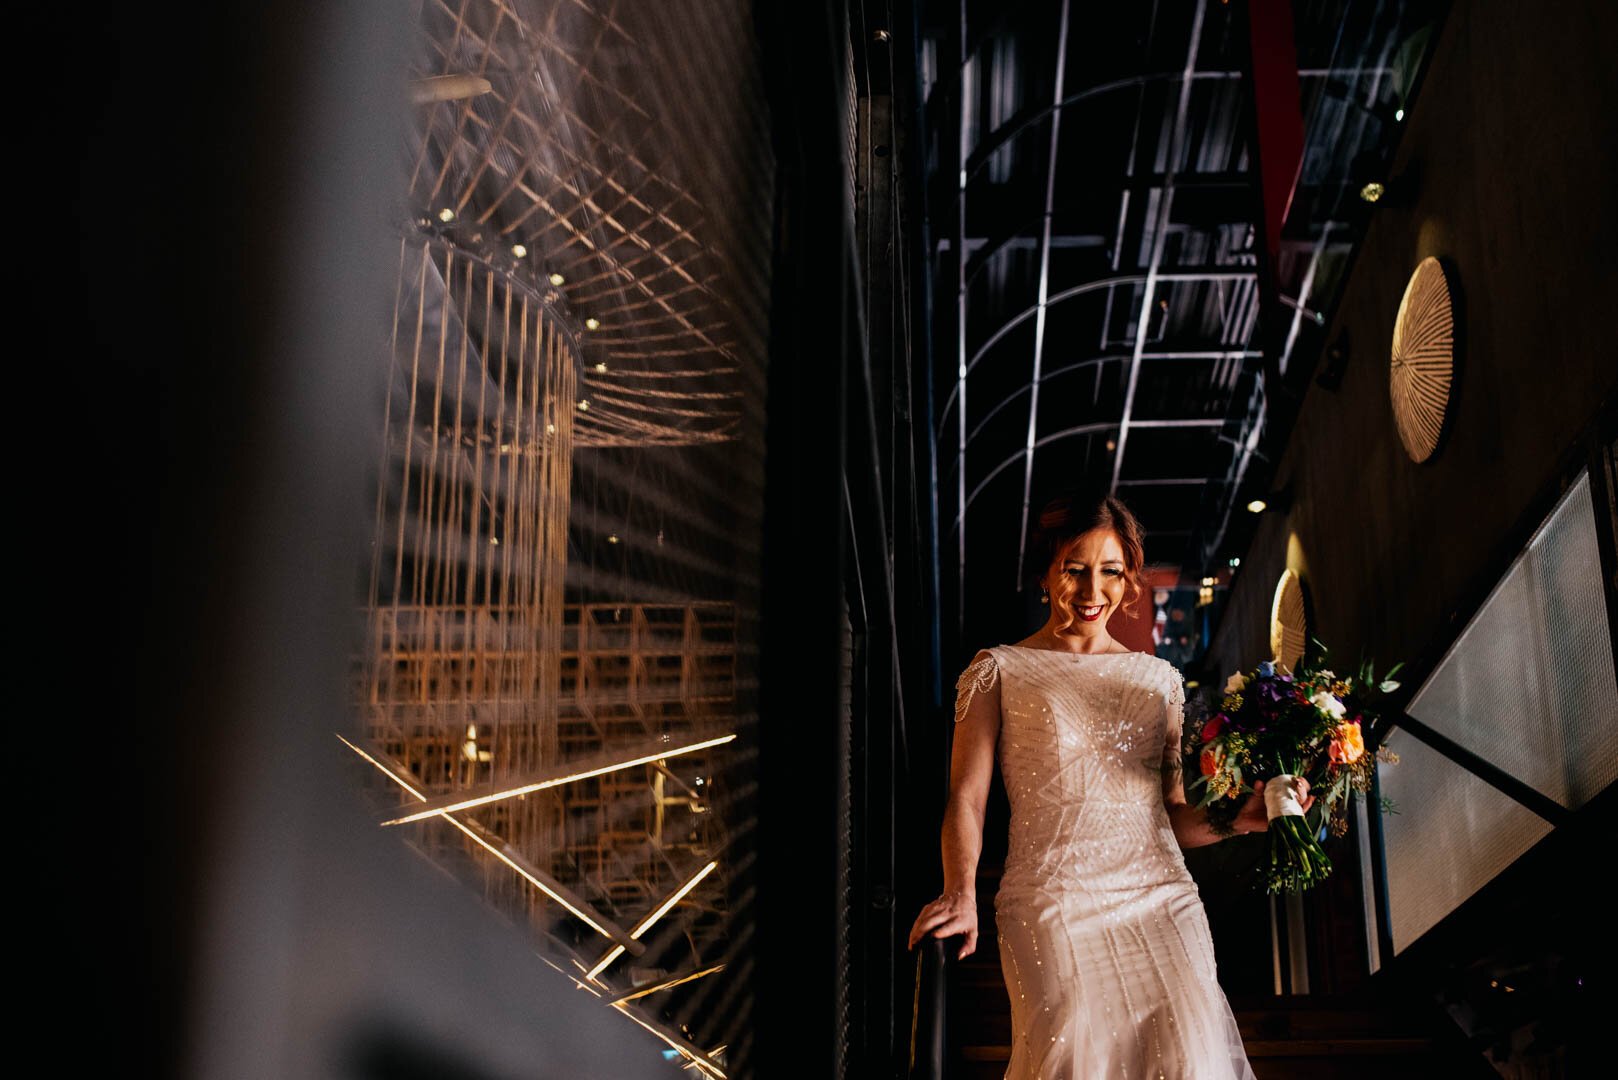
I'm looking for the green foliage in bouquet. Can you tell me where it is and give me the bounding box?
[1182,637,1404,893]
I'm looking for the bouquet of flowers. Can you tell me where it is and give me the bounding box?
[1185,640,1404,893]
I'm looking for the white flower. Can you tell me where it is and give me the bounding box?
[1309,690,1347,720]
[1318,668,1336,681]
[1223,672,1249,695]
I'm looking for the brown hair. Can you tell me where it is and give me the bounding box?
[1024,490,1148,634]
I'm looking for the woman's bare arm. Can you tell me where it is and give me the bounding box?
[908,649,1000,958]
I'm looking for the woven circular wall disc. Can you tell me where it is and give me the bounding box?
[1390,256,1456,463]
[1269,568,1307,674]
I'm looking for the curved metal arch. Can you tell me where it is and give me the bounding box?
[940,274,1146,429]
[939,353,1131,447]
[959,71,1214,198]
[949,417,1223,536]
[949,421,1116,536]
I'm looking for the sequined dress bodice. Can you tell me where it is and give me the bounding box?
[952,645,1256,1080]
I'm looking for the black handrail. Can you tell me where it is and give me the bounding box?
[907,933,963,1079]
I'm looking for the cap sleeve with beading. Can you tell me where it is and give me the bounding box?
[953,648,1000,725]
[1163,661,1187,754]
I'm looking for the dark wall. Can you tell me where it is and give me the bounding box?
[1209,0,1618,687]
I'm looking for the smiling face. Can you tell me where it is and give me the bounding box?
[1041,527,1129,637]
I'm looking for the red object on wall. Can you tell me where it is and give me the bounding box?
[1247,0,1305,257]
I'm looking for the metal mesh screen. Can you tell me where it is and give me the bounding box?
[1376,725,1555,955]
[1406,469,1618,809]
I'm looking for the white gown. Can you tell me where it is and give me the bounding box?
[953,645,1256,1080]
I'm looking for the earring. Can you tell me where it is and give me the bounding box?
[1040,588,1049,605]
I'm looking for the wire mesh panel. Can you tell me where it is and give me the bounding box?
[359,240,577,928]
[343,1,773,1075]
[1375,725,1555,956]
[1405,469,1618,810]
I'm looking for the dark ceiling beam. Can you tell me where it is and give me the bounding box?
[1110,0,1207,515]
[963,266,1254,379]
[951,417,1224,535]
[1117,478,1210,486]
[1013,0,1073,592]
[958,62,1390,199]
[942,349,1260,449]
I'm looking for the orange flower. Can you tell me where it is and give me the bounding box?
[1199,745,1224,777]
[1328,720,1365,765]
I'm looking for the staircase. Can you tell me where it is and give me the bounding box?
[936,867,1495,1079]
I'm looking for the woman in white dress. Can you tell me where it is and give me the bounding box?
[907,493,1312,1079]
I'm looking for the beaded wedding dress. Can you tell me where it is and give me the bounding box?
[953,645,1256,1080]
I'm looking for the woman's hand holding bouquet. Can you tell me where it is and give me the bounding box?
[1185,641,1403,893]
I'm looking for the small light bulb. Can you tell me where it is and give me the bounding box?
[594,362,607,372]
[1358,181,1385,203]
[607,534,619,544]
[490,536,500,546]
[585,317,600,330]
[547,423,556,433]
[1394,107,1405,122]
[1105,439,1117,451]
[438,207,455,223]
[512,243,527,258]
[577,399,590,411]
[1247,499,1267,513]
[549,272,565,286]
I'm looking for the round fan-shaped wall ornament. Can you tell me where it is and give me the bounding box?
[1269,568,1307,674]
[1389,256,1456,463]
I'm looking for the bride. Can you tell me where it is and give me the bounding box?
[907,492,1312,1079]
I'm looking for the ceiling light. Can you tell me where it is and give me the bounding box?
[437,207,455,223]
[585,317,600,330]
[549,272,565,286]
[511,243,527,258]
[1247,499,1268,513]
[1358,181,1385,203]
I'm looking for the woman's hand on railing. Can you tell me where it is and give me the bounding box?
[907,890,979,959]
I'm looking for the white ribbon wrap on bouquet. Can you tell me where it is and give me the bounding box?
[1263,774,1307,820]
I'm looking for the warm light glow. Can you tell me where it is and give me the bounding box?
[1358,181,1385,203]
[1246,499,1267,513]
[337,734,621,939]
[585,317,601,330]
[548,272,565,286]
[547,423,556,433]
[578,399,590,411]
[610,1008,727,1078]
[595,362,608,372]
[512,243,527,257]
[438,207,455,222]
[588,862,718,979]
[607,534,619,544]
[1105,439,1116,451]
[380,734,739,825]
[611,963,725,1005]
